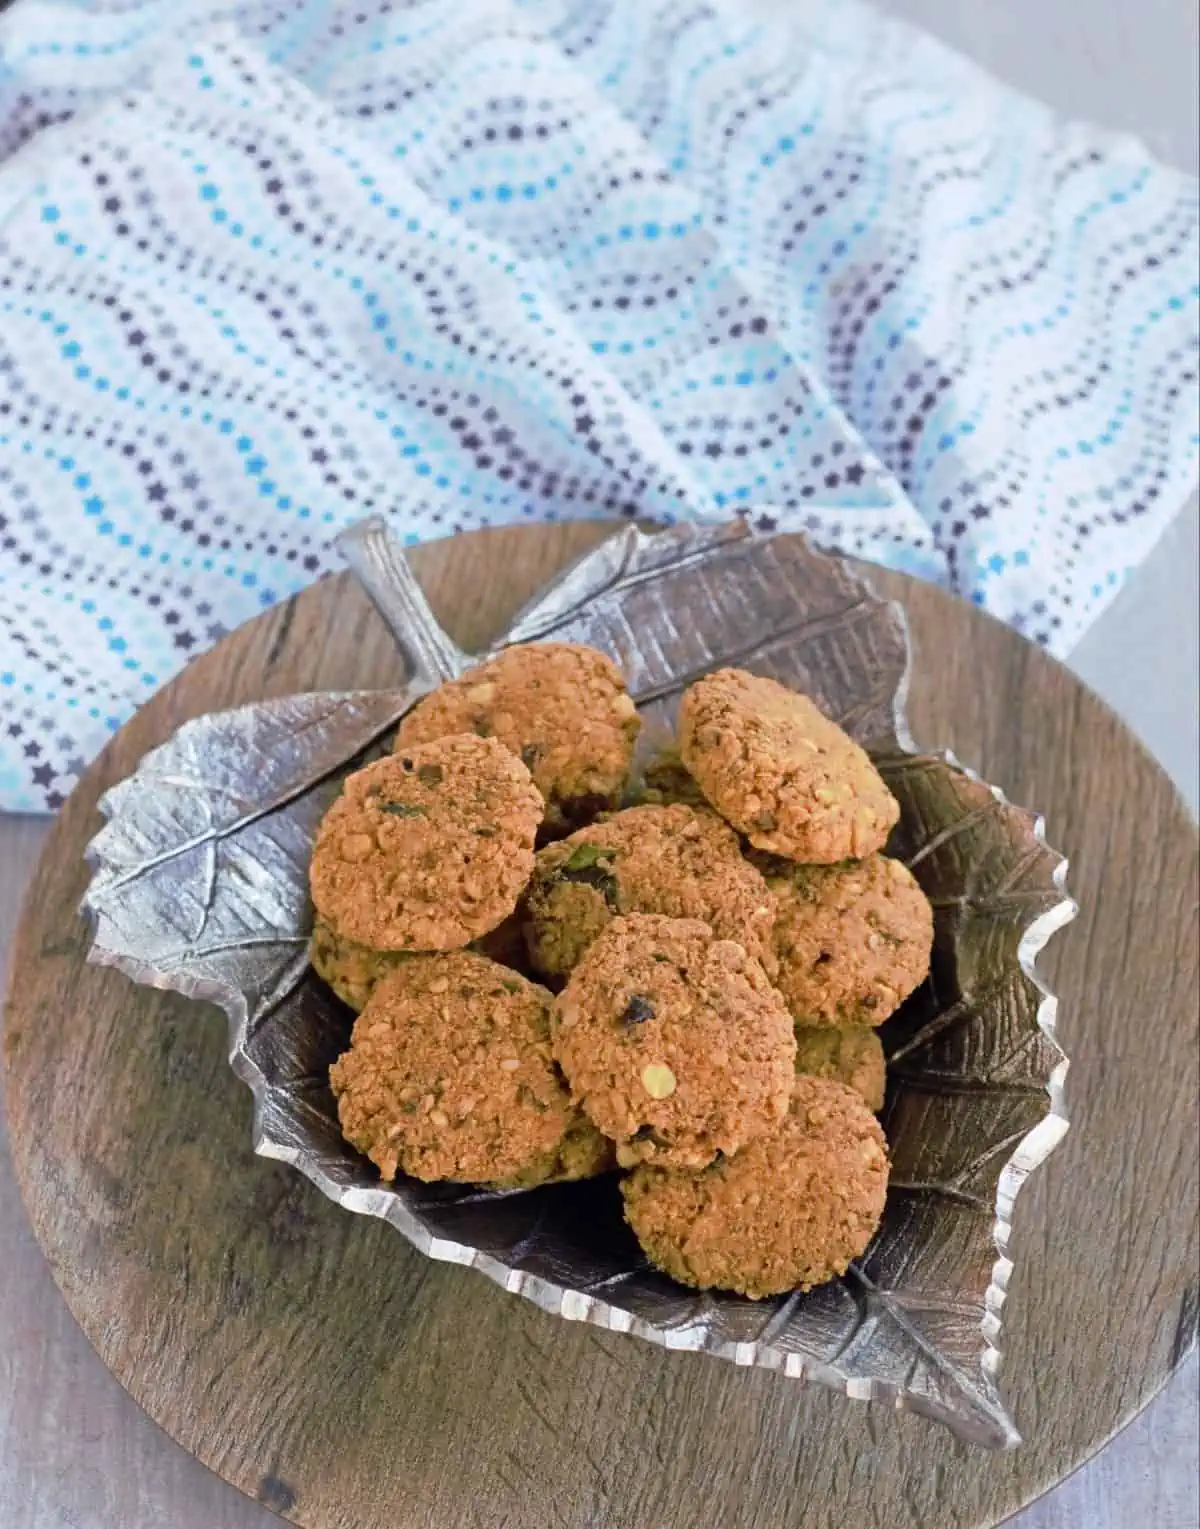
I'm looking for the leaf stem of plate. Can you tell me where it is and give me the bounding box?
[337,518,466,684]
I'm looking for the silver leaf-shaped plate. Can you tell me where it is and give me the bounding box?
[82,519,1074,1450]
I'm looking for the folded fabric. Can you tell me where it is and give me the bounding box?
[0,0,1196,811]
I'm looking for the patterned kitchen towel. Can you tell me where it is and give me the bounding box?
[0,0,1196,812]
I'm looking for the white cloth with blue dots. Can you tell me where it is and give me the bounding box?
[0,0,1196,811]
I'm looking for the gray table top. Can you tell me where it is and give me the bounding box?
[1,1,1197,1525]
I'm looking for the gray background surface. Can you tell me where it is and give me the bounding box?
[1,0,1197,1523]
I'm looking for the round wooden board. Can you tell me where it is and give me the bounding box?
[3,524,1197,1529]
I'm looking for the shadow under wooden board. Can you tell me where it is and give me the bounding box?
[3,523,1197,1529]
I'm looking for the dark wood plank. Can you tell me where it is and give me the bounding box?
[3,524,1197,1529]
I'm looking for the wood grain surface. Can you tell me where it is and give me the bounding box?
[3,524,1197,1529]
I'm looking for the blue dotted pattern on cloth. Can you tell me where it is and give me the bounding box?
[0,0,1196,811]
